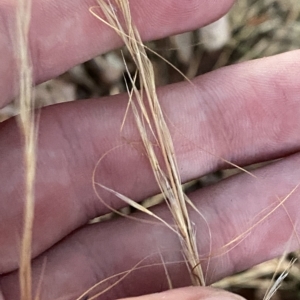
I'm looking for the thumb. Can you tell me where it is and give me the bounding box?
[119,287,246,300]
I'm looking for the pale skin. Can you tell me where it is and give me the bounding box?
[0,0,300,299]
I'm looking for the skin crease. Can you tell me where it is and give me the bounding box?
[0,0,300,299]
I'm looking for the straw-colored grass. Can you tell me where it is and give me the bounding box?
[12,0,300,298]
[16,0,36,299]
[91,0,205,287]
[90,0,300,297]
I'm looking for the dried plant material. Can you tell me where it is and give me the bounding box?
[33,79,76,108]
[199,15,230,51]
[16,0,36,299]
[92,53,126,84]
[214,257,298,291]
[263,258,297,300]
[67,65,99,96]
[97,183,178,234]
[217,184,300,255]
[229,0,300,61]
[76,255,185,300]
[0,103,19,121]
[0,79,76,122]
[76,260,143,300]
[91,0,205,286]
[159,251,174,290]
[171,32,194,64]
[33,258,47,300]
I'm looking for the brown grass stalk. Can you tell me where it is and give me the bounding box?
[92,0,205,286]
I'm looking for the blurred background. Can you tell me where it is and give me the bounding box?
[2,0,300,299]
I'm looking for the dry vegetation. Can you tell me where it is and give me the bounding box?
[16,0,36,299]
[7,0,300,299]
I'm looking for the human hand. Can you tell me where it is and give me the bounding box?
[0,0,300,299]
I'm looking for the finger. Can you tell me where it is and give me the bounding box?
[1,152,300,299]
[120,287,245,300]
[0,50,300,273]
[2,0,235,107]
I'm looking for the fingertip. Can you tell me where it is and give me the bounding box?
[119,287,246,300]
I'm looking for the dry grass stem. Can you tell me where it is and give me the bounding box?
[93,0,205,286]
[16,0,36,299]
[76,256,185,300]
[263,257,297,300]
[217,183,300,255]
[97,183,178,234]
[214,256,298,291]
